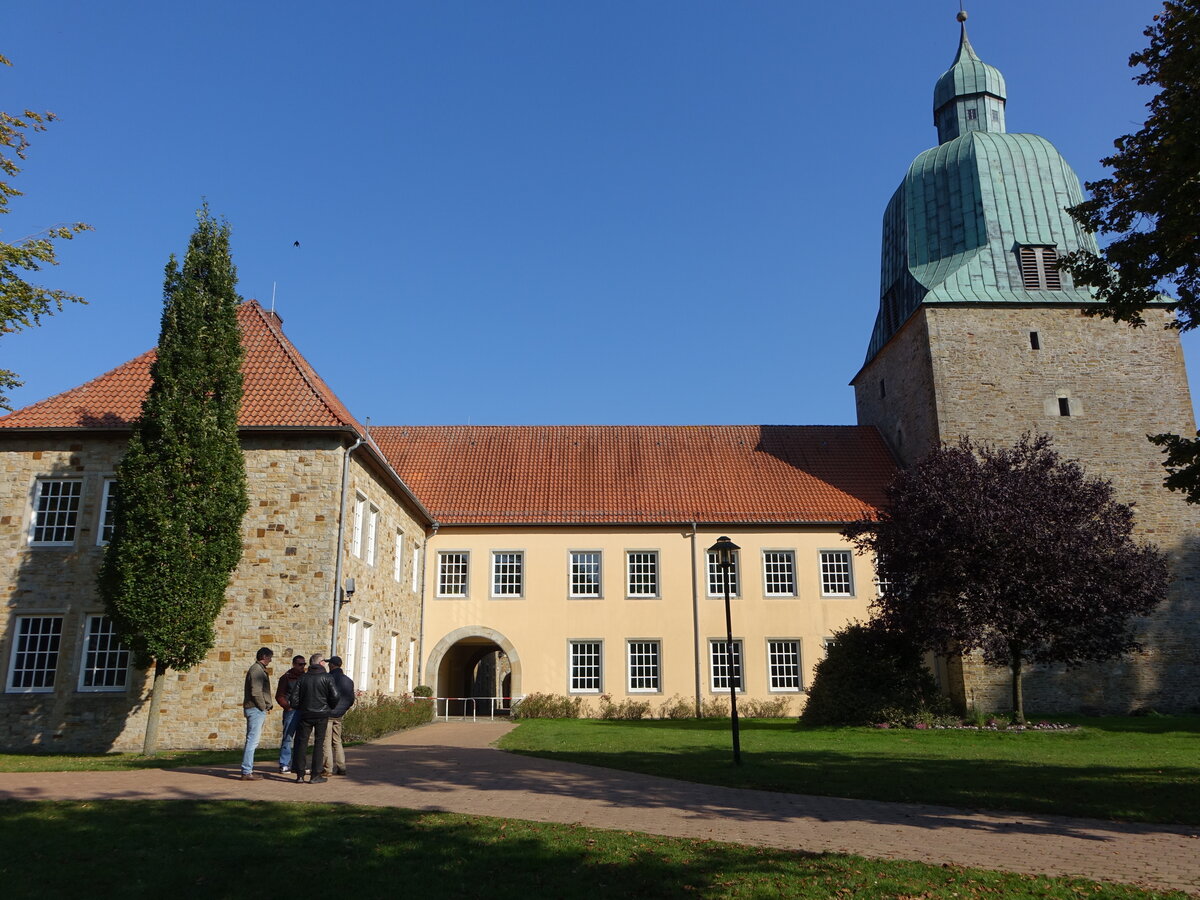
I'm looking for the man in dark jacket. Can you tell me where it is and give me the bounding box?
[287,653,340,784]
[275,654,307,774]
[320,655,356,777]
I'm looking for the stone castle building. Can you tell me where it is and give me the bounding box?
[0,17,1196,751]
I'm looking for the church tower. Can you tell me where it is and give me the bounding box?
[852,12,1200,713]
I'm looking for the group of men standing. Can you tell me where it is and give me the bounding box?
[241,647,356,783]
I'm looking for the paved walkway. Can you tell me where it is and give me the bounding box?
[1,721,1196,896]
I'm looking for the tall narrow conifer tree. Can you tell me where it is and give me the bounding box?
[98,205,248,754]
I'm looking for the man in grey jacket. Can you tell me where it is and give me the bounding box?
[240,647,274,781]
[321,656,356,777]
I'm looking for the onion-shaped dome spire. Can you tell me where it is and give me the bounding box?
[932,10,1007,143]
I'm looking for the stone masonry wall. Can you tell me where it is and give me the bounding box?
[858,306,1200,713]
[0,433,427,752]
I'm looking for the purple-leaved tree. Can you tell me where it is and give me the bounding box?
[844,434,1169,724]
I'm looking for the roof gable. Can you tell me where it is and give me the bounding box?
[0,301,363,431]
[374,424,895,525]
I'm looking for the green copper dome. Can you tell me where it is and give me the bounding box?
[933,22,1007,116]
[864,15,1099,365]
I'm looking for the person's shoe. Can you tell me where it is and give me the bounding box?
[319,771,331,778]
[279,766,291,774]
[333,768,347,776]
[295,774,305,783]
[310,775,329,784]
[240,773,261,781]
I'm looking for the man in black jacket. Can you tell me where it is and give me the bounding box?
[287,653,340,784]
[321,655,356,777]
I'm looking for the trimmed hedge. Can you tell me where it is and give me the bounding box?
[341,693,434,741]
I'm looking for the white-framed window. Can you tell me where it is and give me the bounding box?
[389,633,399,694]
[819,550,854,597]
[345,617,360,684]
[762,550,796,596]
[709,639,743,692]
[78,615,130,691]
[626,551,659,597]
[7,615,64,692]
[706,550,739,597]
[412,546,422,593]
[393,532,404,582]
[97,479,118,546]
[491,551,524,597]
[30,480,83,546]
[569,640,602,693]
[365,504,379,566]
[627,640,661,692]
[437,551,469,597]
[359,621,373,690]
[407,638,416,692]
[569,551,602,598]
[767,640,802,692]
[351,493,365,558]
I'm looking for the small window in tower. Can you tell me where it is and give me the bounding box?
[966,108,978,121]
[1029,331,1040,350]
[879,379,886,399]
[1058,397,1071,417]
[1018,246,1063,291]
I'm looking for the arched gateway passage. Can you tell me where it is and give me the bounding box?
[426,626,521,717]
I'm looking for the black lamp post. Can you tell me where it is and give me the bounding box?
[707,535,741,765]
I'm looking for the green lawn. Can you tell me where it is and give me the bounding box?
[498,715,1200,825]
[0,800,1185,899]
[0,745,277,772]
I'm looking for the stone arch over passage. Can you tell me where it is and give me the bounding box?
[426,626,522,714]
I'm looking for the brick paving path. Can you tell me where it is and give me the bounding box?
[1,720,1196,896]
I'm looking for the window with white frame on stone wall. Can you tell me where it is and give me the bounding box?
[437,551,469,597]
[626,551,659,597]
[78,615,131,691]
[345,617,372,690]
[706,549,739,597]
[412,546,421,593]
[569,550,602,598]
[569,640,602,693]
[29,479,83,546]
[819,550,855,597]
[767,639,802,692]
[388,632,398,693]
[709,639,743,693]
[365,504,379,566]
[393,531,403,582]
[7,615,64,692]
[351,493,365,558]
[762,550,796,596]
[97,479,118,545]
[491,551,524,598]
[627,640,661,692]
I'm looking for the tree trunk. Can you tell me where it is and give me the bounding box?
[1009,644,1026,726]
[142,660,167,755]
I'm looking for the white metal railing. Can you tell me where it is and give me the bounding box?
[432,695,516,722]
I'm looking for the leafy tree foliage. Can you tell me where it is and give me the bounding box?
[844,435,1168,724]
[1063,1,1200,332]
[98,205,248,753]
[0,53,91,409]
[799,621,949,727]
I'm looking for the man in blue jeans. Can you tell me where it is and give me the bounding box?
[275,654,307,774]
[241,647,274,780]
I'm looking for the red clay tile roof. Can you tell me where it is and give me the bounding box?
[373,425,896,525]
[0,301,363,432]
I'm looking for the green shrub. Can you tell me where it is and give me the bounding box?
[800,620,952,727]
[599,695,651,720]
[512,693,586,719]
[412,684,434,698]
[740,696,793,718]
[341,692,434,742]
[656,694,694,719]
[699,696,730,718]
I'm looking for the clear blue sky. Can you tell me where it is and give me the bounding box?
[4,0,1189,426]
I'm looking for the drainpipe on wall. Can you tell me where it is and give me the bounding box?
[689,522,702,718]
[330,432,366,657]
[415,521,439,687]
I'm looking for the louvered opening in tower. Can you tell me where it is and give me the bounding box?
[1018,245,1063,291]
